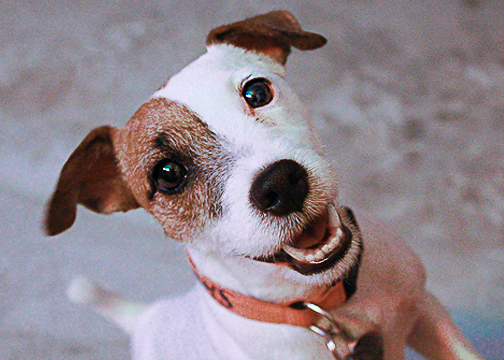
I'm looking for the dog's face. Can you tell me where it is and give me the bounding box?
[45,11,362,286]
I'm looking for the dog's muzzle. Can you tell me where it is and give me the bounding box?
[249,159,357,275]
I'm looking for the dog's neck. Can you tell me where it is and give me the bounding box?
[186,246,329,303]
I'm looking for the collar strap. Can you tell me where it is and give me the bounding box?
[187,256,347,327]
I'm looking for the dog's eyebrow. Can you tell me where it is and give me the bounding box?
[151,132,192,159]
[152,132,174,152]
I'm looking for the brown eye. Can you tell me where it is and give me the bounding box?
[242,78,273,108]
[152,159,188,194]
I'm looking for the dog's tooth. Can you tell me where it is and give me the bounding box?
[317,250,328,261]
[283,244,326,264]
[321,236,337,254]
[312,249,332,263]
[321,238,333,253]
[329,204,342,228]
[283,245,308,262]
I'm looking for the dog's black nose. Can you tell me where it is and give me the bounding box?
[250,159,309,216]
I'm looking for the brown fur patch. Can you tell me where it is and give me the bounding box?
[114,98,230,242]
[206,11,327,65]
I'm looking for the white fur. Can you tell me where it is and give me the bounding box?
[153,45,321,155]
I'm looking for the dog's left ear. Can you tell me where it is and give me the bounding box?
[206,10,327,65]
[44,126,139,236]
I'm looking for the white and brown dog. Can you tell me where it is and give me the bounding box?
[44,11,484,360]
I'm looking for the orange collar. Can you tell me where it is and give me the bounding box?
[187,256,348,327]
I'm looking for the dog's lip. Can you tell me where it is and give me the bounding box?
[253,204,353,275]
[282,204,345,265]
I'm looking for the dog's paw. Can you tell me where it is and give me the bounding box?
[348,331,384,360]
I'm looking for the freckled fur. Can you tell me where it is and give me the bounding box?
[115,98,231,242]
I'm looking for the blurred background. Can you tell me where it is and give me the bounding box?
[1,0,502,359]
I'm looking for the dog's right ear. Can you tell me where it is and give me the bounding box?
[206,10,327,65]
[44,126,139,236]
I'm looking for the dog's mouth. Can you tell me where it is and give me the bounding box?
[255,204,354,275]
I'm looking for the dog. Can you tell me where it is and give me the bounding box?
[44,11,485,360]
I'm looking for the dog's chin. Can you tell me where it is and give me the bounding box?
[253,204,360,277]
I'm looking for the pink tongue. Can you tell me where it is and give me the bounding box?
[292,211,329,249]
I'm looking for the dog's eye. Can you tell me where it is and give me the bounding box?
[152,160,188,194]
[242,79,273,108]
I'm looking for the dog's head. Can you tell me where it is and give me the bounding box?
[45,11,362,286]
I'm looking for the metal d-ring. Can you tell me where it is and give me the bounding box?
[303,302,348,360]
[304,302,385,360]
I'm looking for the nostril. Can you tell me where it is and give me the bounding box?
[264,191,280,210]
[289,168,304,186]
[249,159,309,216]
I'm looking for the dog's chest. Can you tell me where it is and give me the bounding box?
[132,285,334,360]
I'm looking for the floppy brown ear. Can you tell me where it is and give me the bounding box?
[206,10,327,65]
[44,126,139,236]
